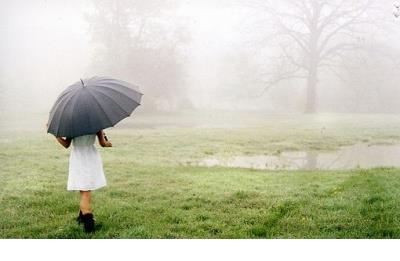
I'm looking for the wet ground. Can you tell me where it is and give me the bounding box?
[195,144,400,170]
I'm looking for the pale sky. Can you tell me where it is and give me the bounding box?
[0,1,92,113]
[1,0,399,115]
[0,0,247,112]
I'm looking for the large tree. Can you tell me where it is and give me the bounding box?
[246,0,376,113]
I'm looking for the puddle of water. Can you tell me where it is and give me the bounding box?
[195,144,400,170]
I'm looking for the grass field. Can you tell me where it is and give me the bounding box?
[1,112,400,238]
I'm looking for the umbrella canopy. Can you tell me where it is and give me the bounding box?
[47,76,143,138]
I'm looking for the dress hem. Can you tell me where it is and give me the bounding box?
[67,184,107,191]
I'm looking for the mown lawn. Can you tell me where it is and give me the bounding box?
[1,112,400,238]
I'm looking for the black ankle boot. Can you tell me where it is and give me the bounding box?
[76,210,84,224]
[82,213,95,233]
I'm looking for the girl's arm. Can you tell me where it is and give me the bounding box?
[56,137,72,149]
[96,130,112,147]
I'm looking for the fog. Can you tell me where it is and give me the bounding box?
[1,0,400,125]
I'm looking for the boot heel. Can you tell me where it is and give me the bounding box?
[76,210,84,224]
[82,213,95,233]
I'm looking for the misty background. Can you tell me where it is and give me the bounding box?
[1,0,400,128]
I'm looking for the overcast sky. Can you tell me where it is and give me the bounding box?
[0,0,251,112]
[1,0,400,118]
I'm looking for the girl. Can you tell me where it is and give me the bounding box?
[56,130,112,233]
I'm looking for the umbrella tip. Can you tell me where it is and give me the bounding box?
[80,79,85,86]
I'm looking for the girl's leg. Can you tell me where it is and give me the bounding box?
[79,190,91,214]
[78,190,95,233]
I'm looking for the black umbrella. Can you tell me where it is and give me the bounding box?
[47,76,143,138]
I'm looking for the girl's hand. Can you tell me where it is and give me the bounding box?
[56,137,71,149]
[103,132,112,147]
[96,130,112,147]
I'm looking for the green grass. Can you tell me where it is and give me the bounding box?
[1,112,400,238]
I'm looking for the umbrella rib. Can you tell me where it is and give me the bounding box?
[50,82,82,112]
[91,87,138,115]
[86,89,115,127]
[57,84,79,98]
[95,84,142,105]
[49,89,78,118]
[52,89,80,136]
[98,79,143,95]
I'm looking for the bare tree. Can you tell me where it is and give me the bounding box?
[246,0,375,113]
[394,2,400,17]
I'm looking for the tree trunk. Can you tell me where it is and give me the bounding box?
[305,64,318,114]
[304,3,320,114]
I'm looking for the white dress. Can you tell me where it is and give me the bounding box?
[67,134,107,191]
